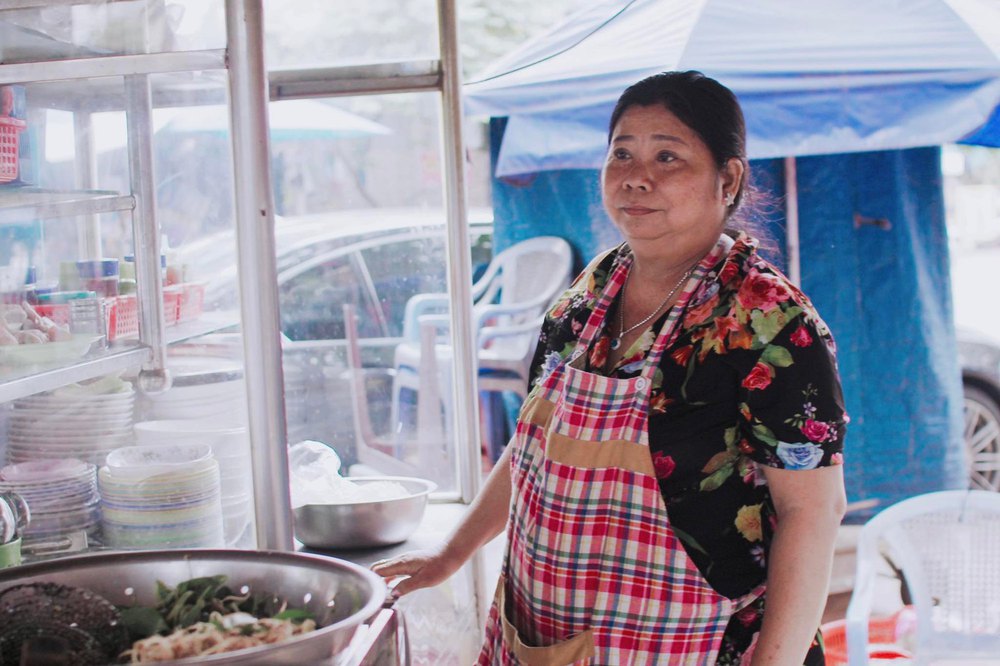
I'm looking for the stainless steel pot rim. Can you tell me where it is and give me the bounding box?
[0,548,388,665]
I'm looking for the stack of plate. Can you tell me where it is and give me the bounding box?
[6,382,135,467]
[0,459,100,553]
[133,420,253,547]
[98,443,225,549]
[136,355,247,425]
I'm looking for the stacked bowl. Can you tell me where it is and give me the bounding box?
[0,459,99,555]
[136,354,247,424]
[5,379,134,467]
[133,420,253,546]
[98,443,224,549]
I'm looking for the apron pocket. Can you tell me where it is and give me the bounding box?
[496,578,595,666]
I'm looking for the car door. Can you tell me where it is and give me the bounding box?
[277,251,384,341]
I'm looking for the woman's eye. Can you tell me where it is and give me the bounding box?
[612,148,630,160]
[657,152,676,163]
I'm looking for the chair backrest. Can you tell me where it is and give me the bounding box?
[855,489,1000,661]
[480,236,573,310]
[473,236,573,357]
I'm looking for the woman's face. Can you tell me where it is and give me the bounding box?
[601,104,742,258]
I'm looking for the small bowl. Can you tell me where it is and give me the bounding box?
[293,476,436,550]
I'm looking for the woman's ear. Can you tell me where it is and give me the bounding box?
[721,157,745,203]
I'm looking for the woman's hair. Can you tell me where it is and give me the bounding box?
[607,70,771,242]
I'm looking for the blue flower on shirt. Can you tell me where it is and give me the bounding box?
[775,441,824,470]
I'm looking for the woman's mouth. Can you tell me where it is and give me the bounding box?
[621,205,656,216]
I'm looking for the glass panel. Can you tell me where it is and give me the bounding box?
[0,0,226,64]
[360,235,447,338]
[264,0,438,69]
[279,252,378,341]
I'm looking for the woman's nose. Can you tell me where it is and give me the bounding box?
[623,163,651,191]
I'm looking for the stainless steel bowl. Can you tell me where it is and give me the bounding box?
[0,548,386,664]
[294,476,436,550]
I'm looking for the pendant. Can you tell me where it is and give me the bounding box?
[609,337,621,351]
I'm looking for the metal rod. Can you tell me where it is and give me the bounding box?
[269,61,442,100]
[125,74,170,393]
[226,0,294,551]
[437,0,489,629]
[783,155,801,285]
[73,112,103,260]
[0,50,227,86]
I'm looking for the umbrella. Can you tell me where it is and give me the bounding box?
[44,99,389,162]
[156,99,391,140]
[463,0,1000,176]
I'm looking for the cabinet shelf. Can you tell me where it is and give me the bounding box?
[0,342,150,403]
[0,311,241,403]
[0,187,134,226]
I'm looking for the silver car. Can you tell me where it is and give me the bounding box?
[958,328,1000,491]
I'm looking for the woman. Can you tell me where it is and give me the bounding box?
[374,71,847,665]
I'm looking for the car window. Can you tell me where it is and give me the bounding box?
[360,237,448,337]
[278,252,382,340]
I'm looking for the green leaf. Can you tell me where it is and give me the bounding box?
[702,451,735,475]
[273,608,315,623]
[761,344,794,368]
[751,423,779,447]
[700,462,735,492]
[672,525,709,556]
[119,606,168,640]
[723,426,738,447]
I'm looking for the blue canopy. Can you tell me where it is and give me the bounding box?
[464,0,1000,176]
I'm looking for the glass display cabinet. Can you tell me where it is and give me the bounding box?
[0,0,485,661]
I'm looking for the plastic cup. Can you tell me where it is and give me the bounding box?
[0,538,21,569]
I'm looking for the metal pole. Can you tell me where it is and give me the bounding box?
[226,0,294,551]
[73,112,102,260]
[125,75,170,394]
[438,0,488,630]
[437,0,479,509]
[784,155,801,285]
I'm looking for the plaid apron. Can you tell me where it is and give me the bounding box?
[477,237,760,666]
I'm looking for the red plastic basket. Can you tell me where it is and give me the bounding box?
[162,287,181,326]
[0,116,26,184]
[177,282,205,322]
[821,611,912,666]
[109,294,139,341]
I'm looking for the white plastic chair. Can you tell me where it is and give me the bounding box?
[846,489,1000,665]
[342,304,450,485]
[390,236,573,443]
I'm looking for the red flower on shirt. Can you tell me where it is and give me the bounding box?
[801,418,832,442]
[789,325,813,347]
[741,362,773,391]
[652,452,676,479]
[589,335,610,369]
[671,344,694,367]
[719,259,740,286]
[736,270,791,312]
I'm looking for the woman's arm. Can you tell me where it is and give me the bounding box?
[371,442,513,596]
[751,464,846,666]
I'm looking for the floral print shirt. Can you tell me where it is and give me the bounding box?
[526,234,847,665]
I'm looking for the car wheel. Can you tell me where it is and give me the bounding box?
[963,384,1000,492]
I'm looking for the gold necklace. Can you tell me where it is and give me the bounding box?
[610,267,692,351]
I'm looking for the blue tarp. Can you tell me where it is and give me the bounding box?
[466,0,1000,176]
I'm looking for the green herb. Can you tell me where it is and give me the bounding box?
[117,574,314,644]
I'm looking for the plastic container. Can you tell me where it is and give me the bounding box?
[0,537,21,569]
[821,611,913,665]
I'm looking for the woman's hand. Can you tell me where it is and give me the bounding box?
[371,545,465,597]
[372,441,516,598]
